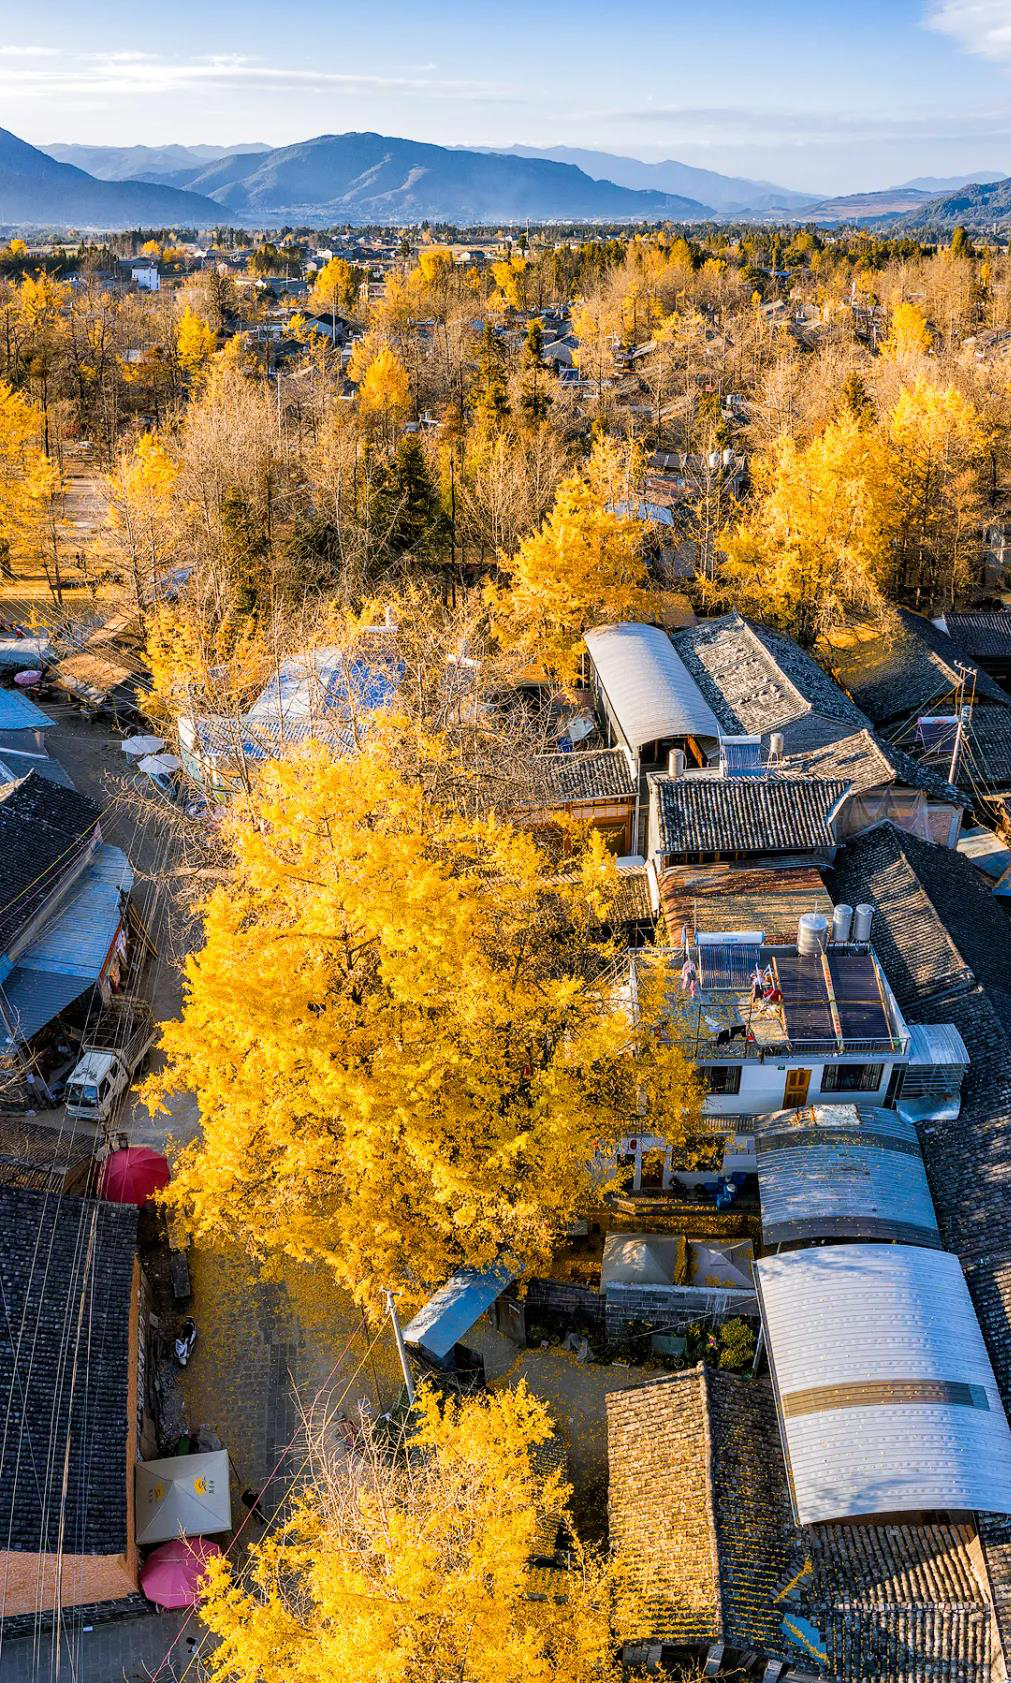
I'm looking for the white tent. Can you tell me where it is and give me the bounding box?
[601,1232,684,1287]
[135,1449,232,1546]
[121,735,165,758]
[688,1240,754,1291]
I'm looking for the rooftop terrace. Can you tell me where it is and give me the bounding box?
[621,940,907,1061]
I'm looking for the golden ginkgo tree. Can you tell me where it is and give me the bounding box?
[198,1383,640,1683]
[150,715,699,1307]
[490,434,659,684]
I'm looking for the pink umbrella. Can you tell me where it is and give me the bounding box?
[101,1146,170,1206]
[141,1537,223,1608]
[13,669,42,687]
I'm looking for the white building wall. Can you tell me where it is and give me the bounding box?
[701,1055,898,1117]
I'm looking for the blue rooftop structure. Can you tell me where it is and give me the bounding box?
[0,845,133,1050]
[402,1264,515,1363]
[0,690,52,731]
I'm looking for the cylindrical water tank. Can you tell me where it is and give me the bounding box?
[852,903,874,943]
[797,911,829,955]
[667,747,686,778]
[769,731,785,761]
[832,903,853,944]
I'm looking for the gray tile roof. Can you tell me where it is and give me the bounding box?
[672,612,868,743]
[607,1365,996,1680]
[827,609,1010,727]
[525,748,635,804]
[831,824,1011,1020]
[0,1188,137,1556]
[650,774,850,856]
[830,822,1011,1641]
[0,773,101,955]
[784,727,970,807]
[945,611,1011,661]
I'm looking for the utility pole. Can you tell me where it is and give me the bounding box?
[949,664,973,786]
[384,1288,416,1406]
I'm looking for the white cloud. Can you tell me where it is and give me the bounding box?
[0,45,60,57]
[0,50,516,104]
[926,0,1011,61]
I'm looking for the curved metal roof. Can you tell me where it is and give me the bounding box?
[755,1104,940,1248]
[756,1243,1011,1525]
[584,624,721,751]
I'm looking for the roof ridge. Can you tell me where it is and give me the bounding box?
[696,1363,726,1640]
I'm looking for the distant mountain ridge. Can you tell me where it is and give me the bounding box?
[96,132,715,224]
[892,175,1011,232]
[44,142,270,181]
[0,128,235,229]
[492,144,816,213]
[897,171,1006,193]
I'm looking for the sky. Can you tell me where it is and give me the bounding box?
[3,0,1011,194]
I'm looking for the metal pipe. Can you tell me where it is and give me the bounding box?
[384,1288,416,1406]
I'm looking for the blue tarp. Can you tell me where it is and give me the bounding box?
[403,1264,515,1362]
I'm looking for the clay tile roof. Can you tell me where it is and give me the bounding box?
[650,775,849,856]
[659,862,833,942]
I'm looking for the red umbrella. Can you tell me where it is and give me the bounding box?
[101,1146,170,1206]
[141,1537,222,1608]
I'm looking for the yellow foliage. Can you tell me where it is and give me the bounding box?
[149,717,700,1305]
[490,434,656,683]
[308,256,356,318]
[143,603,271,726]
[0,380,50,571]
[492,254,529,310]
[198,1383,634,1683]
[721,408,893,645]
[880,300,932,360]
[357,344,411,422]
[417,245,453,285]
[177,305,217,376]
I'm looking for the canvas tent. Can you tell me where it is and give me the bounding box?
[135,1450,232,1546]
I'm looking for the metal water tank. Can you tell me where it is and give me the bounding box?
[769,731,785,762]
[852,903,874,943]
[797,911,829,955]
[832,903,853,944]
[667,748,686,778]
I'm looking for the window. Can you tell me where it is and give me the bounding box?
[820,1062,884,1094]
[704,1065,742,1095]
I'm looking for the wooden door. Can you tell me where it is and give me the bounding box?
[783,1068,811,1107]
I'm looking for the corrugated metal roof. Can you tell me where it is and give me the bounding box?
[756,1105,940,1247]
[906,1022,970,1069]
[17,844,132,980]
[0,691,51,731]
[402,1263,514,1361]
[756,1243,1011,1525]
[584,624,721,751]
[0,967,90,1049]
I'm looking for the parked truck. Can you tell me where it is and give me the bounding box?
[64,999,156,1123]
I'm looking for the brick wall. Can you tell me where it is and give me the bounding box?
[604,1283,758,1339]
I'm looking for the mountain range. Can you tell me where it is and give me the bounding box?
[113,132,713,223]
[45,141,270,181]
[6,125,1011,232]
[487,145,814,213]
[894,175,1011,232]
[0,128,230,228]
